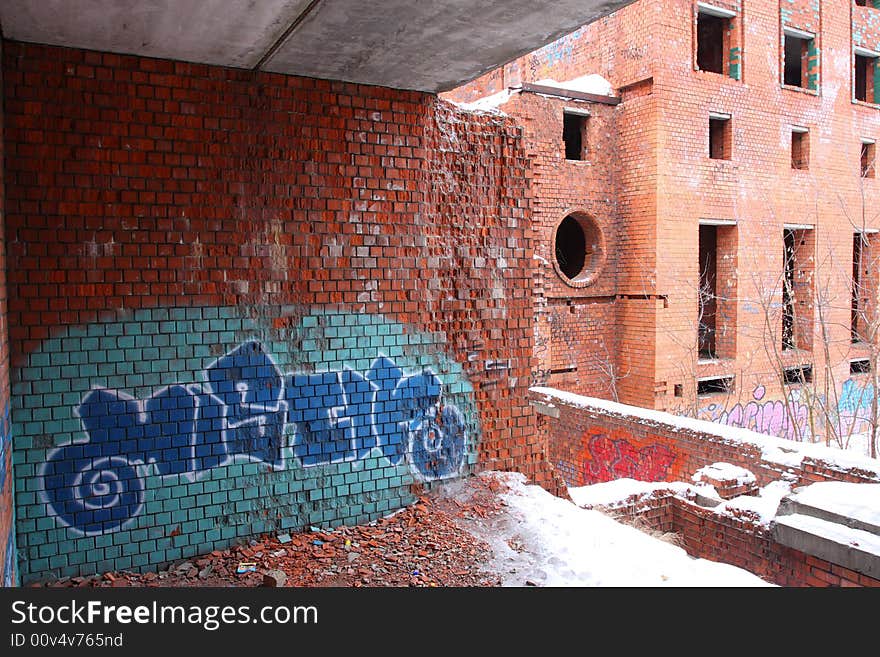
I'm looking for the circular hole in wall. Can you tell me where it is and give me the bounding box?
[553,213,605,287]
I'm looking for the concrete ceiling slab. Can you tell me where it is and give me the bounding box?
[0,0,633,92]
[0,0,312,69]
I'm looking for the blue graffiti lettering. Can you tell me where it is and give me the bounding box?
[40,342,468,534]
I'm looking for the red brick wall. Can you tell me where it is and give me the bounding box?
[488,91,621,397]
[2,41,551,582]
[449,0,880,446]
[0,36,15,587]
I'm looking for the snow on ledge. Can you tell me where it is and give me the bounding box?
[533,74,614,97]
[447,88,515,115]
[789,481,880,529]
[530,386,880,480]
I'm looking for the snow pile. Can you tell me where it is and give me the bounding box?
[569,478,696,508]
[693,462,757,486]
[533,73,614,96]
[470,472,773,587]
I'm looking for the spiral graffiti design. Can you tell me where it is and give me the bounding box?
[409,404,467,480]
[42,451,144,535]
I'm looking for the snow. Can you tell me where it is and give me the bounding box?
[693,462,757,486]
[569,478,697,508]
[465,472,774,586]
[775,513,880,557]
[448,88,514,114]
[790,481,880,529]
[533,74,614,96]
[570,475,791,527]
[448,73,615,116]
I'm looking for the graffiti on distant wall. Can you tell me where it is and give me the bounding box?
[837,378,876,434]
[702,385,810,441]
[39,342,468,535]
[576,427,676,485]
[528,27,583,78]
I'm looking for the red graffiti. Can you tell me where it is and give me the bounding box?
[579,429,676,485]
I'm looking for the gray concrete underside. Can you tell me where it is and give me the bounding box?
[0,0,633,92]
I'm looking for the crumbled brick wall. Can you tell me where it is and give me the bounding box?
[600,493,880,587]
[2,41,543,583]
[0,36,16,587]
[534,390,880,489]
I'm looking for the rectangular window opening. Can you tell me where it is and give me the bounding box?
[791,130,809,170]
[782,229,796,350]
[709,116,731,160]
[697,12,728,74]
[861,141,876,178]
[674,384,683,397]
[855,54,877,103]
[699,224,718,359]
[853,232,864,342]
[782,227,815,352]
[783,365,813,385]
[784,33,813,89]
[563,112,588,161]
[697,376,734,396]
[850,358,872,375]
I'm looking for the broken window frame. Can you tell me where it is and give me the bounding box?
[697,375,735,397]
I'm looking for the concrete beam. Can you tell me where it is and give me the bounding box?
[0,0,634,92]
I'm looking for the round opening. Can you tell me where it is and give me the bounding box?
[553,213,605,287]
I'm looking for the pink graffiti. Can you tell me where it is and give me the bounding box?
[581,431,676,485]
[710,385,809,441]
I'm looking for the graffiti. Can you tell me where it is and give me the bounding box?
[837,378,877,435]
[702,385,810,441]
[839,378,874,416]
[528,27,582,78]
[39,342,468,535]
[579,428,676,485]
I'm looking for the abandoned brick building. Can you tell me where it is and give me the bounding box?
[446,0,880,447]
[1,0,880,590]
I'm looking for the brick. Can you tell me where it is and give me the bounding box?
[4,39,540,583]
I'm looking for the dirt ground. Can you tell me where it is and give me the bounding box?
[31,474,512,588]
